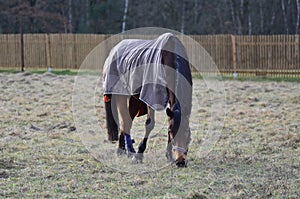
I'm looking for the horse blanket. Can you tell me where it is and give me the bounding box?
[103,33,192,113]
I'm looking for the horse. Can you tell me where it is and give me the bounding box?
[102,33,192,167]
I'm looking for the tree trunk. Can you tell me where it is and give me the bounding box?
[281,0,289,34]
[270,0,276,33]
[296,0,300,35]
[296,0,300,54]
[85,0,90,30]
[240,0,244,16]
[259,0,264,34]
[193,0,198,25]
[180,0,185,33]
[236,16,242,34]
[229,0,237,34]
[68,0,73,33]
[217,3,225,34]
[248,14,252,35]
[122,0,129,33]
[238,0,244,34]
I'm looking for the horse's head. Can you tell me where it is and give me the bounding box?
[166,103,191,167]
[161,33,192,167]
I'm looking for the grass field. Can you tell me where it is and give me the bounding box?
[0,71,299,198]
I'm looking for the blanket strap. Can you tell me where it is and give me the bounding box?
[172,145,188,155]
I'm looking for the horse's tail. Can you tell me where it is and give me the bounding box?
[104,94,119,142]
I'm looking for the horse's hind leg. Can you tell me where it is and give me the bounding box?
[115,95,136,156]
[136,107,155,162]
[104,94,119,142]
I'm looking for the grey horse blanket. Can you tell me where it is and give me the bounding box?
[103,33,191,112]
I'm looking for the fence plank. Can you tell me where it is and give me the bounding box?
[0,33,300,77]
[231,35,237,73]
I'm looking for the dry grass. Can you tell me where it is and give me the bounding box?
[0,72,299,198]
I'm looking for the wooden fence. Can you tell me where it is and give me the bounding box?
[0,34,300,77]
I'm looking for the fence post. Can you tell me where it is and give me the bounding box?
[20,33,25,72]
[231,35,237,74]
[46,34,51,69]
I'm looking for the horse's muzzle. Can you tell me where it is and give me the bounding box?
[175,157,187,167]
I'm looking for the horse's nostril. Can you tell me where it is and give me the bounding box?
[176,159,187,168]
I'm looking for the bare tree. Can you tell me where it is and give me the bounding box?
[240,0,244,16]
[296,0,300,35]
[296,0,300,53]
[259,0,264,34]
[281,0,289,34]
[229,0,237,34]
[181,0,186,33]
[1,0,299,35]
[270,0,277,33]
[1,0,67,33]
[248,0,252,35]
[229,0,243,34]
[68,0,73,33]
[122,0,129,32]
[85,0,90,29]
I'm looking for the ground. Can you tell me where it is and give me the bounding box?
[0,72,299,198]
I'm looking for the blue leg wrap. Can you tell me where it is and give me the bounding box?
[125,133,136,154]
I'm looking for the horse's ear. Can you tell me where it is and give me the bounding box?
[166,108,174,118]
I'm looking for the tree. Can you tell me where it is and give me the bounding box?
[296,0,300,53]
[122,0,128,32]
[68,0,73,33]
[296,0,300,36]
[1,0,300,35]
[0,0,67,33]
[281,0,289,34]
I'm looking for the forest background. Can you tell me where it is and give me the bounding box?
[1,0,300,35]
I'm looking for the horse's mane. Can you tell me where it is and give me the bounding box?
[172,36,193,117]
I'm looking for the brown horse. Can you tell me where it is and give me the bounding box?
[103,33,192,167]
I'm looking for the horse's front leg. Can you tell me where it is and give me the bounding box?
[135,107,155,162]
[115,95,136,156]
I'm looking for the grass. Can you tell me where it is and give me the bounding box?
[1,68,300,82]
[0,68,77,75]
[221,74,300,83]
[0,70,299,198]
[0,68,99,76]
[192,72,300,82]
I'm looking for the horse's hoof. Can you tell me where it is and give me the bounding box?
[136,153,144,163]
[117,148,126,156]
[127,151,135,158]
[131,155,138,164]
[132,153,143,164]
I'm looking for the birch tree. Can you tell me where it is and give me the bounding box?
[296,0,300,36]
[281,0,289,34]
[180,0,186,33]
[259,0,264,34]
[122,0,129,32]
[269,0,277,34]
[296,0,300,53]
[1,0,300,35]
[68,0,73,33]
